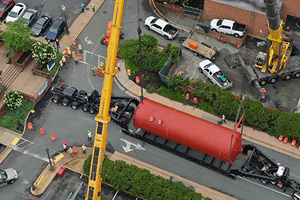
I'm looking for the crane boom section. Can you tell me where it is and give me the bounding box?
[86,0,125,199]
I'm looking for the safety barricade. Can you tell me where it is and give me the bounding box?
[291,139,296,146]
[283,137,288,144]
[278,135,284,141]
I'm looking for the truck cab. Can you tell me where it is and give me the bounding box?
[199,59,232,90]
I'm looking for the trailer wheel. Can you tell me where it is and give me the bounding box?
[284,74,292,80]
[260,179,268,184]
[71,101,79,110]
[268,77,277,83]
[61,98,70,107]
[82,104,89,112]
[89,107,96,114]
[293,72,300,78]
[79,90,87,96]
[126,106,134,113]
[52,95,61,104]
[259,79,267,86]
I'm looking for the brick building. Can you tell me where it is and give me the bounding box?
[201,0,300,38]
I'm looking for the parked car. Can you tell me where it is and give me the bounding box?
[210,19,246,38]
[0,0,15,21]
[5,2,26,23]
[144,16,179,40]
[45,18,66,41]
[0,168,18,187]
[22,8,37,27]
[31,13,52,37]
[199,59,232,90]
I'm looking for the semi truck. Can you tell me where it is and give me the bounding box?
[120,98,300,200]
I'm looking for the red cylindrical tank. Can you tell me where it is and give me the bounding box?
[133,98,243,163]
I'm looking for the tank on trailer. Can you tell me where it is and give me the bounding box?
[133,98,243,163]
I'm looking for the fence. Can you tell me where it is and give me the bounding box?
[158,48,182,87]
[183,5,201,17]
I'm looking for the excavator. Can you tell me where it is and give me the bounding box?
[254,0,293,74]
[85,0,125,199]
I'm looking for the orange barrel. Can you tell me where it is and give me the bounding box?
[64,48,69,56]
[72,39,77,47]
[185,93,190,101]
[193,97,198,105]
[28,122,33,130]
[135,76,140,85]
[72,51,76,58]
[72,146,77,155]
[283,137,288,144]
[291,139,296,146]
[40,128,45,135]
[278,135,284,141]
[78,53,82,61]
[51,134,56,141]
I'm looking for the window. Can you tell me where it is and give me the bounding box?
[152,24,161,29]
[150,18,158,24]
[8,11,17,18]
[219,26,230,29]
[217,19,223,26]
[0,7,5,13]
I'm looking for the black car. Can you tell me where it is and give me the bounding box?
[45,18,65,41]
[31,13,52,37]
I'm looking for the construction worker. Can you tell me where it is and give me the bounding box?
[221,114,226,124]
[81,4,85,13]
[78,44,83,53]
[82,144,87,154]
[74,56,78,65]
[59,60,64,68]
[68,48,72,58]
[91,3,95,12]
[62,142,68,152]
[87,130,92,141]
[62,56,66,64]
[68,147,73,157]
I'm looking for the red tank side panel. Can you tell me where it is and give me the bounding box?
[133,98,242,162]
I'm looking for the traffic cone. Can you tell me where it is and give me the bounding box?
[51,134,56,141]
[278,135,284,141]
[78,53,82,61]
[40,128,45,135]
[28,122,33,130]
[283,137,288,144]
[291,139,296,146]
[237,44,241,49]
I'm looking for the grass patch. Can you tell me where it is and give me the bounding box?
[0,99,34,133]
[41,51,62,77]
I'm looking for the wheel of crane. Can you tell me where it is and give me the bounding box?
[82,104,89,112]
[52,95,61,104]
[89,107,96,114]
[283,74,292,80]
[61,97,70,107]
[71,101,79,110]
[293,72,300,78]
[79,90,87,96]
[259,79,267,86]
[268,77,277,84]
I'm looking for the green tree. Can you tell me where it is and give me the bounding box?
[32,41,57,64]
[3,20,34,52]
[3,90,23,109]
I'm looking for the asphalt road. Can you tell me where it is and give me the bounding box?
[0,1,300,200]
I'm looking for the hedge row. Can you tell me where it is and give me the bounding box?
[83,155,209,200]
[159,75,300,142]
[0,99,34,133]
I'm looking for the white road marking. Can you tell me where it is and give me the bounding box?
[84,50,87,63]
[112,191,119,200]
[120,138,145,153]
[237,176,292,198]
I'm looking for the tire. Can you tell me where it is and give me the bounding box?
[82,104,89,112]
[211,29,217,32]
[120,32,124,39]
[89,107,96,114]
[199,68,203,73]
[52,95,61,104]
[164,35,169,40]
[233,33,239,38]
[145,25,150,30]
[260,179,268,184]
[9,179,15,184]
[100,38,105,44]
[271,181,277,185]
[61,97,70,107]
[126,106,134,113]
[293,72,300,78]
[283,74,292,80]
[116,103,125,109]
[268,77,277,84]
[79,90,87,96]
[259,79,267,86]
[70,101,79,110]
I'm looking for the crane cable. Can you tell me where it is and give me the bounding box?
[137,0,143,102]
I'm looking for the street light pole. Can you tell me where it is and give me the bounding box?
[46,148,55,171]
[62,5,69,34]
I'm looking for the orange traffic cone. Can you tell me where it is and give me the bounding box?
[51,134,56,141]
[40,128,45,135]
[72,146,77,155]
[28,122,33,130]
[78,53,82,61]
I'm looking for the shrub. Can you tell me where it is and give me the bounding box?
[0,99,34,133]
[146,85,156,93]
[83,155,203,200]
[145,76,151,82]
[4,90,23,109]
[32,41,57,64]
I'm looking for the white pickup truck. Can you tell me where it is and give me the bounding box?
[199,60,232,90]
[210,19,246,38]
[145,16,179,40]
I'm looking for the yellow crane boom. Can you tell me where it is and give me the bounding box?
[85,0,125,199]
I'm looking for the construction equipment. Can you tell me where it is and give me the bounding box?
[101,21,124,45]
[245,0,300,86]
[86,0,125,199]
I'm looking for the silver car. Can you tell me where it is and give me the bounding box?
[22,9,38,27]
[0,168,18,187]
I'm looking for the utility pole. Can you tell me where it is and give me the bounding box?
[46,148,55,171]
[61,5,69,34]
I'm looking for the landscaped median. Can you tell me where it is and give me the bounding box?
[83,155,212,200]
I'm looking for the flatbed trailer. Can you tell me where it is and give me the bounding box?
[181,37,217,60]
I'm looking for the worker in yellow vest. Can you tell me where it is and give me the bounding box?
[87,130,92,141]
[82,144,87,154]
[62,56,66,63]
[78,44,83,53]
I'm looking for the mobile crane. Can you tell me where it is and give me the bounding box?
[85,0,125,199]
[242,0,300,87]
